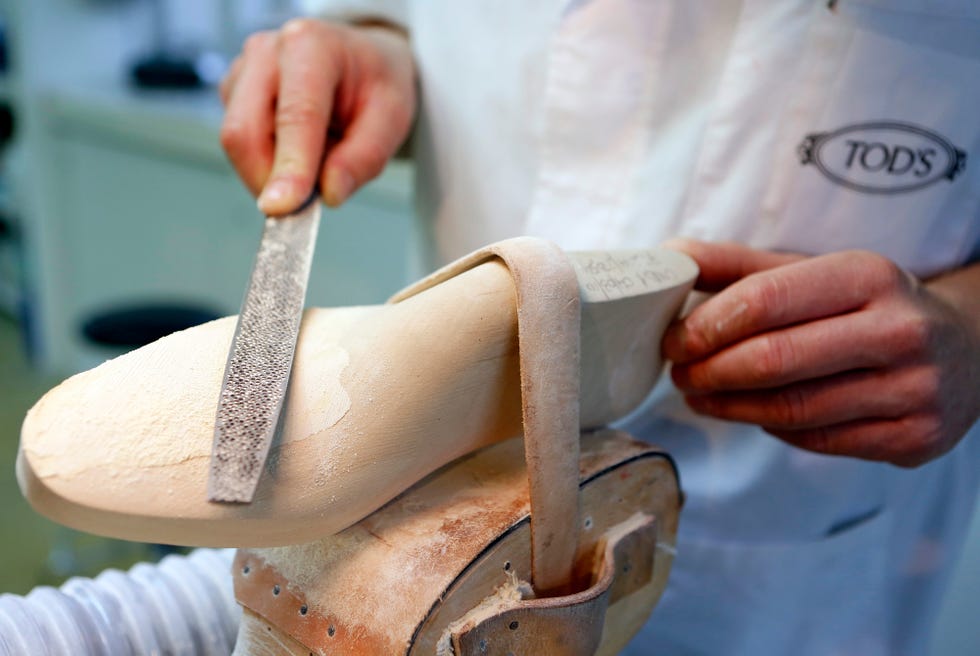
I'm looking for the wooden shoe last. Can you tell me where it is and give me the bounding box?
[17,238,695,550]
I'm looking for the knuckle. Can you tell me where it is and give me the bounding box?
[275,98,325,129]
[281,17,318,41]
[753,273,791,311]
[897,415,945,467]
[923,366,944,402]
[857,250,908,294]
[681,320,713,356]
[909,365,943,408]
[885,311,933,360]
[219,121,247,153]
[905,313,934,356]
[380,87,416,128]
[243,31,273,56]
[357,140,390,180]
[270,153,313,182]
[774,387,809,426]
[753,332,795,383]
[386,106,413,140]
[743,273,791,326]
[280,18,338,48]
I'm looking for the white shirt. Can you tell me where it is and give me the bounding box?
[308,1,980,653]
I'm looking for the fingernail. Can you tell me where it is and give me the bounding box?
[257,180,291,213]
[324,168,354,207]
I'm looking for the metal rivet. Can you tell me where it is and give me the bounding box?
[508,620,519,630]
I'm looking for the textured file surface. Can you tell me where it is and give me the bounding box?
[208,201,320,503]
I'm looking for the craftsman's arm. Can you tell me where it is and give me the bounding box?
[219,18,416,214]
[662,241,980,467]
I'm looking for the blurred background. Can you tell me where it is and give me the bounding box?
[0,0,419,606]
[0,0,975,654]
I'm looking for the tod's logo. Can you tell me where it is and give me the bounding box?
[799,122,966,194]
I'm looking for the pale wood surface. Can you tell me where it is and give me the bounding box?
[232,609,310,656]
[232,431,681,655]
[17,244,695,548]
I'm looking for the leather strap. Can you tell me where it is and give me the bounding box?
[450,513,658,656]
[390,237,582,594]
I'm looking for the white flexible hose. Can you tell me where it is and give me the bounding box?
[0,548,240,655]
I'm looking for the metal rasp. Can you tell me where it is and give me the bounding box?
[207,197,321,503]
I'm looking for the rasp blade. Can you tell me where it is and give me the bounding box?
[208,199,321,503]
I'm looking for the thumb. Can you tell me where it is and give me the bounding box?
[662,238,805,292]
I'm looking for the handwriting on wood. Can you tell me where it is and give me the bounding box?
[569,251,687,303]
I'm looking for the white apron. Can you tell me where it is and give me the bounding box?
[308,0,980,653]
